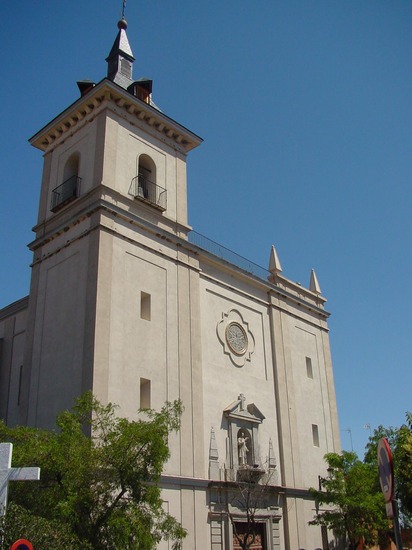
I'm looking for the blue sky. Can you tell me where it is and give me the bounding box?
[1,1,411,457]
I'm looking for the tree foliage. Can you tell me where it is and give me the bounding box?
[1,503,90,549]
[395,413,412,525]
[309,451,390,550]
[309,412,412,549]
[364,416,412,527]
[0,393,185,550]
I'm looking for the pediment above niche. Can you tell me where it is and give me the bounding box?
[216,309,255,367]
[223,393,265,425]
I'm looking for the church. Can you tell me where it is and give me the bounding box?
[0,13,341,550]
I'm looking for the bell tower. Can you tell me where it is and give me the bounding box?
[20,16,202,427]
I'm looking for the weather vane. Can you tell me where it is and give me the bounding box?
[122,0,126,19]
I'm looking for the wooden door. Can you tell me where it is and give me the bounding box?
[233,522,266,550]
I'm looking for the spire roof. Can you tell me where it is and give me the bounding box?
[106,17,135,88]
[107,18,135,61]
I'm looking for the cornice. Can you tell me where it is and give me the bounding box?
[0,296,29,320]
[29,79,203,154]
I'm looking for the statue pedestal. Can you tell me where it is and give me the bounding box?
[237,465,265,483]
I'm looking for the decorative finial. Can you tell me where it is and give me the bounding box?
[268,245,282,276]
[309,268,322,295]
[118,0,128,29]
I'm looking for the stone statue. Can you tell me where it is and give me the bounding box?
[238,432,249,465]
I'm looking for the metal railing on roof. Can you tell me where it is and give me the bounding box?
[188,230,270,281]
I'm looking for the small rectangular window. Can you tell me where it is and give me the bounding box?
[140,378,151,409]
[312,424,320,447]
[140,292,151,321]
[306,356,313,379]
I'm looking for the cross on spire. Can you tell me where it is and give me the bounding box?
[122,0,127,19]
[0,443,40,516]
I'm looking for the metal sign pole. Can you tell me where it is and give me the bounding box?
[378,438,403,550]
[392,500,403,550]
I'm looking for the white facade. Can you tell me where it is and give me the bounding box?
[0,19,340,550]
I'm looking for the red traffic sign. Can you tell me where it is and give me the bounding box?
[378,437,394,503]
[11,540,33,550]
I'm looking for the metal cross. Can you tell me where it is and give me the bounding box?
[122,0,127,19]
[0,443,40,516]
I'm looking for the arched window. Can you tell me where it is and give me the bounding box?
[51,152,81,212]
[129,154,166,211]
[137,154,156,200]
[63,153,80,182]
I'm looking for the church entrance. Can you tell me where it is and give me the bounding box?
[232,522,266,549]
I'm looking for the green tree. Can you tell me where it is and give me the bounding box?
[1,503,90,549]
[364,424,399,468]
[309,451,390,550]
[393,413,412,526]
[364,418,412,527]
[0,393,186,550]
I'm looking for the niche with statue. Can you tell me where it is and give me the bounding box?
[223,394,266,482]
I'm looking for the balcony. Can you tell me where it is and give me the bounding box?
[129,176,167,211]
[50,175,81,212]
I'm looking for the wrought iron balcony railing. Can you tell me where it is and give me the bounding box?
[129,176,167,211]
[50,175,81,212]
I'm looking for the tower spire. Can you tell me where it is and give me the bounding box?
[106,8,135,89]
